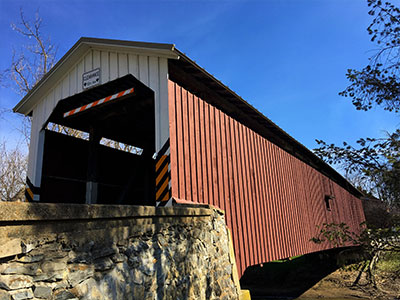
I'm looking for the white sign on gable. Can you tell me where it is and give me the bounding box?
[82,68,101,90]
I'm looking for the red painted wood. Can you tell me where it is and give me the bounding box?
[193,96,203,203]
[220,114,231,229]
[230,118,246,275]
[264,139,279,261]
[236,122,250,269]
[168,81,178,199]
[270,143,287,259]
[249,129,262,263]
[225,114,240,271]
[259,137,274,261]
[294,158,306,253]
[251,130,264,263]
[284,152,298,255]
[199,99,208,204]
[299,159,313,252]
[254,133,267,263]
[181,89,192,201]
[280,149,294,257]
[294,158,307,254]
[265,140,281,260]
[188,93,198,202]
[246,128,259,263]
[168,80,366,277]
[209,106,219,206]
[282,150,295,257]
[243,125,257,266]
[174,84,185,199]
[215,110,225,211]
[204,103,214,206]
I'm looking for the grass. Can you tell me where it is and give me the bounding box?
[271,255,302,263]
[341,261,367,272]
[376,251,400,273]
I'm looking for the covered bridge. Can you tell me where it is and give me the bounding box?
[14,37,365,276]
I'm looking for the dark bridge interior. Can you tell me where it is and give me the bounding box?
[40,75,156,205]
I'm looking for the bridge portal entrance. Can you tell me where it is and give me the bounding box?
[39,75,156,205]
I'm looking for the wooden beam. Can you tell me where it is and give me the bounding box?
[86,125,101,204]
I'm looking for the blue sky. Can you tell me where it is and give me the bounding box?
[1,0,399,153]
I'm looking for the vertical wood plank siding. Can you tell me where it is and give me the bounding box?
[168,80,366,277]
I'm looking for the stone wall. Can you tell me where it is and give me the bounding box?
[0,202,239,300]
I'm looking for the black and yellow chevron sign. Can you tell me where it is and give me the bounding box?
[155,139,171,205]
[25,177,40,202]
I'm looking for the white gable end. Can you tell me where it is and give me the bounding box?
[31,48,169,135]
[26,41,175,188]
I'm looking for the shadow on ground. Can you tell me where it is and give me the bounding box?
[240,247,362,299]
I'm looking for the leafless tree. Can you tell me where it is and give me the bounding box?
[0,9,141,201]
[2,8,57,96]
[1,8,57,146]
[2,9,136,152]
[0,142,27,201]
[0,9,56,201]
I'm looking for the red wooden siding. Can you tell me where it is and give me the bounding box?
[168,80,366,277]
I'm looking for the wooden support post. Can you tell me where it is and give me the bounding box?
[142,149,155,206]
[32,130,45,201]
[86,126,101,204]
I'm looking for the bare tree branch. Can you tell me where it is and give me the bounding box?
[0,142,27,201]
[2,8,57,97]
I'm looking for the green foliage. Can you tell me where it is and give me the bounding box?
[311,221,400,287]
[315,1,400,208]
[312,222,400,252]
[340,0,400,112]
[376,251,400,273]
[341,260,368,272]
[314,130,400,207]
[313,1,400,287]
[310,222,360,248]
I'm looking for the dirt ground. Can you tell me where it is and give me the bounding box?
[297,268,400,300]
[241,249,400,300]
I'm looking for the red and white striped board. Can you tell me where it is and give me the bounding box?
[63,88,135,118]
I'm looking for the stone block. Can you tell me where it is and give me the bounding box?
[67,252,91,264]
[16,255,44,264]
[51,280,69,291]
[91,245,118,260]
[0,289,10,300]
[67,264,94,286]
[32,272,63,283]
[53,289,77,300]
[110,253,125,263]
[69,278,96,298]
[33,285,52,299]
[40,260,66,273]
[0,275,33,290]
[9,288,33,300]
[0,263,39,276]
[0,239,22,259]
[94,258,113,272]
[20,243,34,255]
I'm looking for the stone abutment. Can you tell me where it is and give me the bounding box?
[0,202,240,299]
